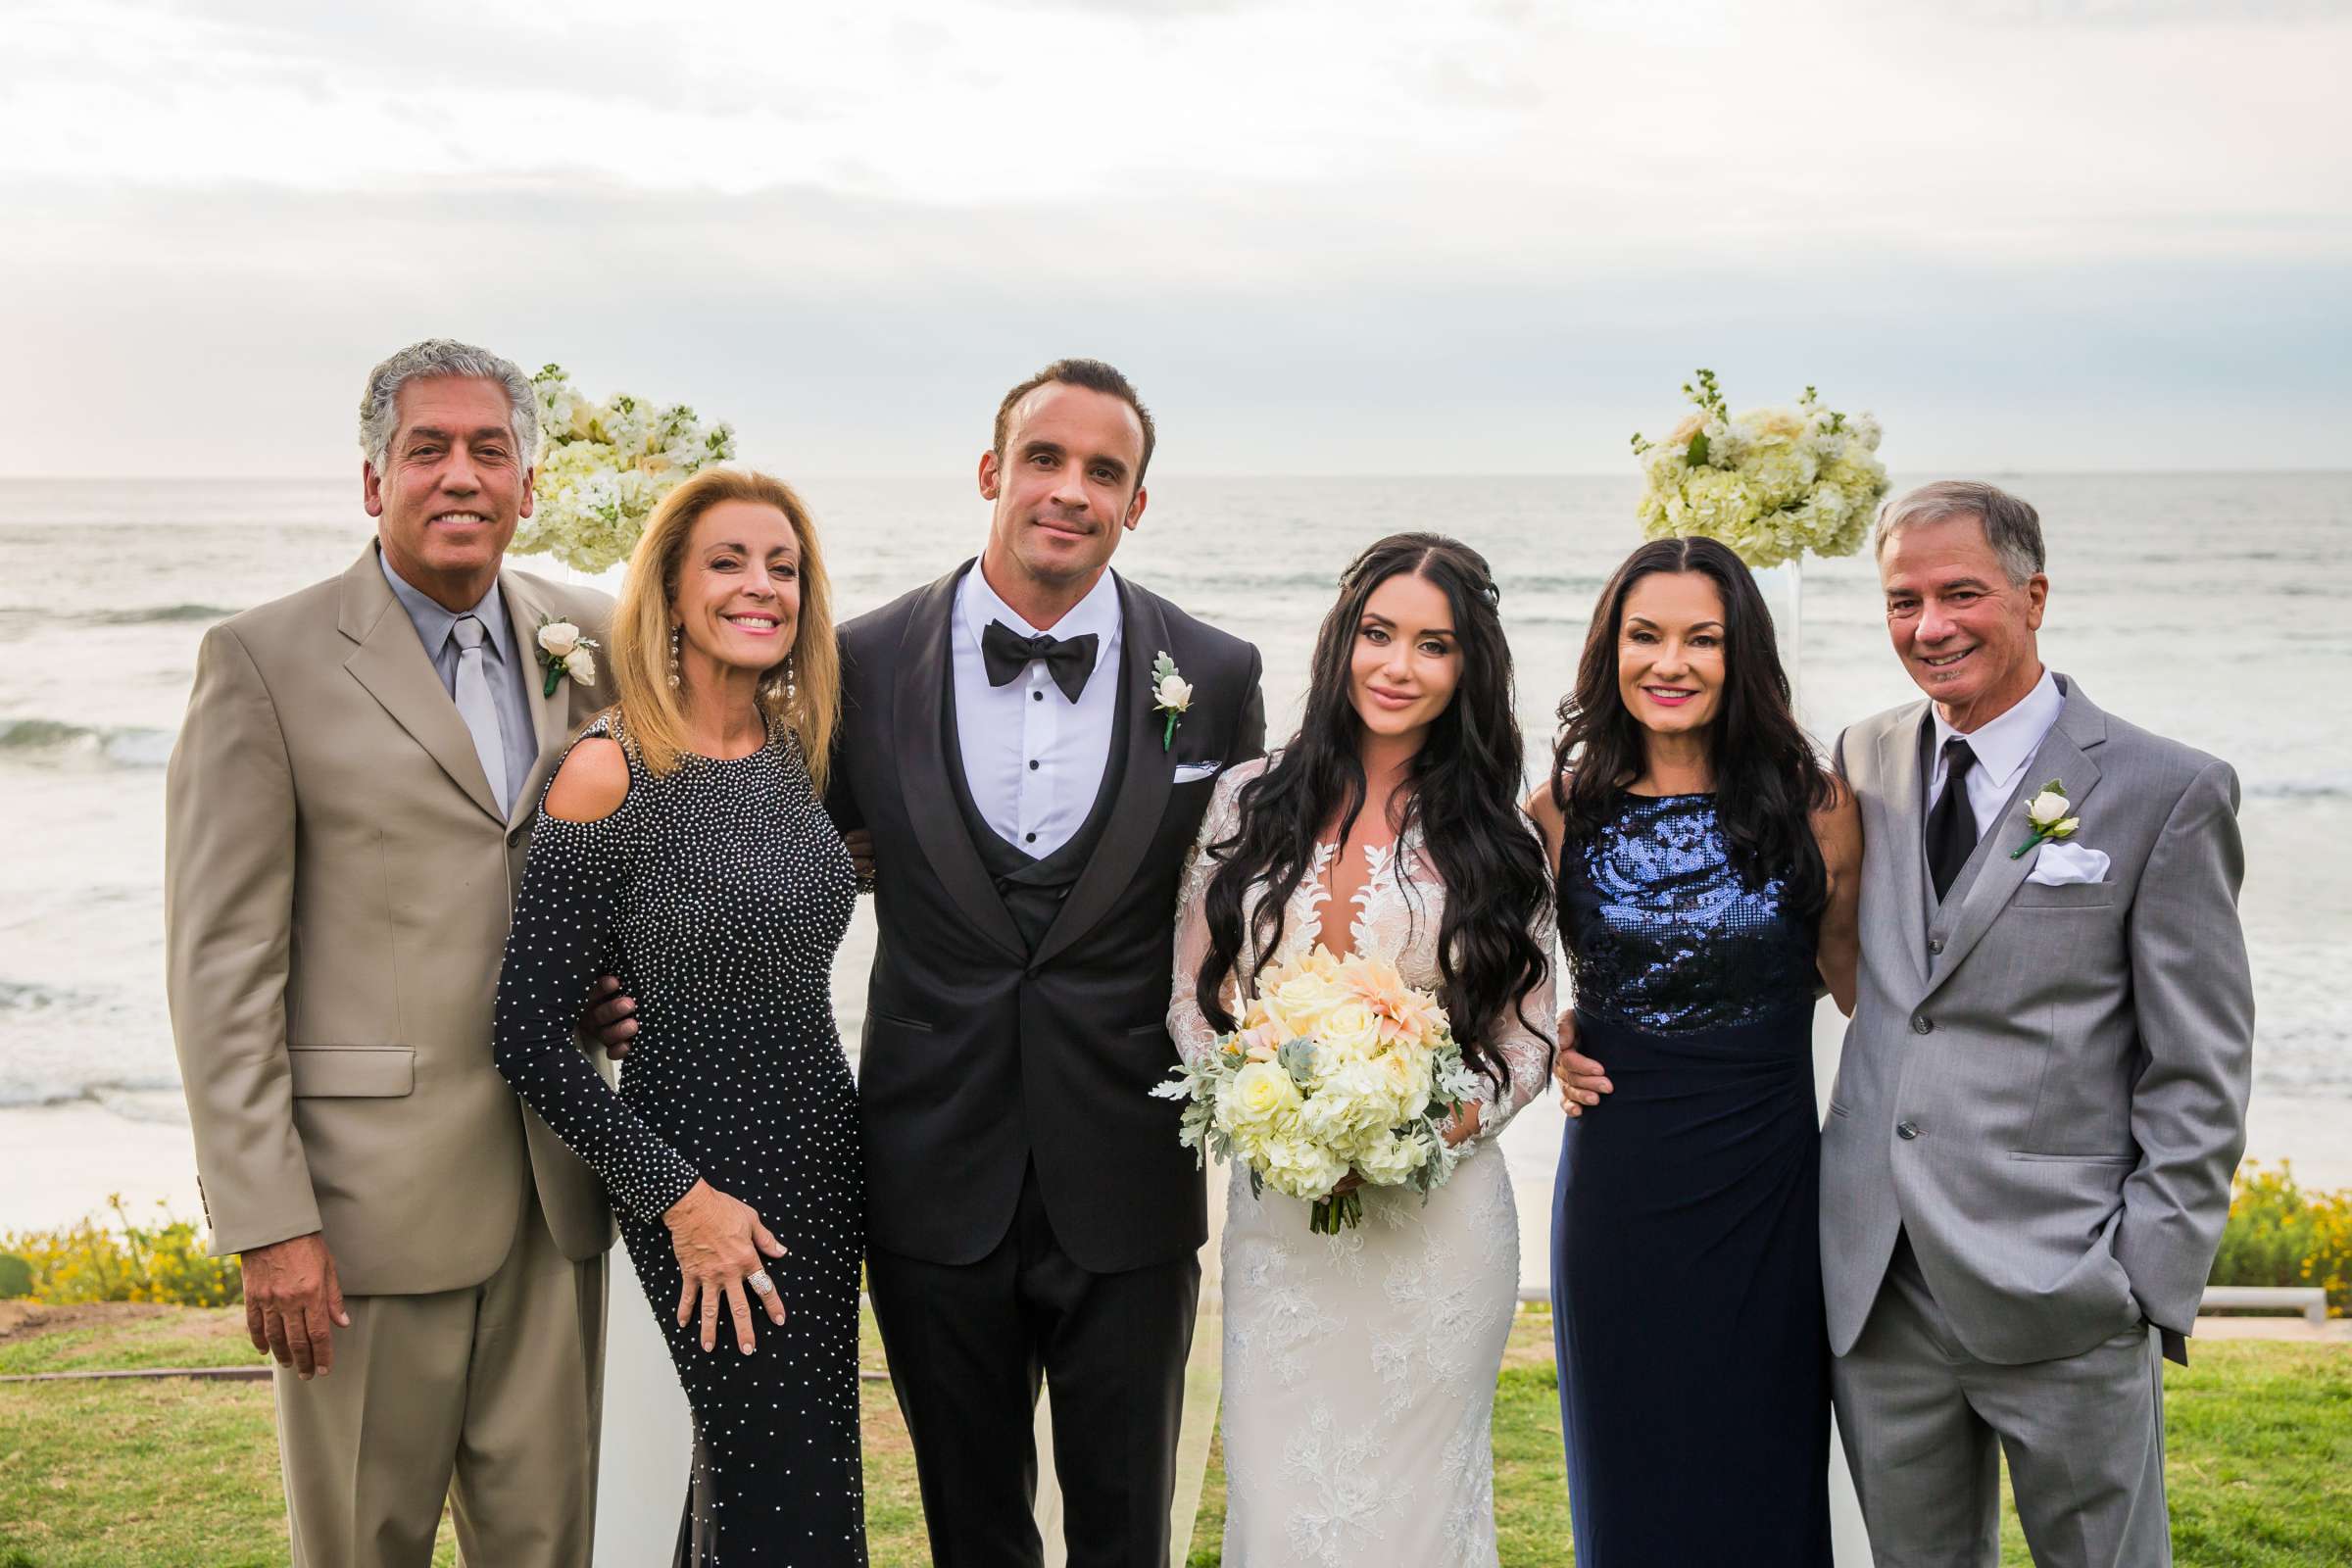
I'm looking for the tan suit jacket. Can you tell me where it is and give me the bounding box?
[167,542,618,1296]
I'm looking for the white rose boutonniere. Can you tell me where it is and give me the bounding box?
[2009,779,2082,859]
[535,618,602,697]
[1152,651,1193,751]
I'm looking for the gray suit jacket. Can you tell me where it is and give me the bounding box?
[1821,674,2252,1366]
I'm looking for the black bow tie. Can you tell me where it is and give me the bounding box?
[981,619,1099,704]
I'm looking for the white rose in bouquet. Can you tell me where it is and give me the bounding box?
[1220,1059,1303,1136]
[1315,1000,1384,1065]
[1268,967,1351,1038]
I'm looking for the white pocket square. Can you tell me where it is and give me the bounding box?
[2028,842,2110,886]
[1172,760,1221,784]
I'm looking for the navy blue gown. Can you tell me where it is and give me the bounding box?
[1550,791,1832,1565]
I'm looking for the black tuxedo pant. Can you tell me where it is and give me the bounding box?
[866,1162,1199,1568]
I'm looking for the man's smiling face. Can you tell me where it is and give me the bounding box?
[1879,513,2047,731]
[977,381,1147,594]
[365,374,533,603]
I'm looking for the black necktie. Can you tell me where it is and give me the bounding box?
[1926,737,1980,903]
[980,619,1099,705]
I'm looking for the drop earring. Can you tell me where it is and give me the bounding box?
[666,624,682,689]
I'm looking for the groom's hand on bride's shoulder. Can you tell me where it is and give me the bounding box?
[1552,1012,1612,1117]
[581,974,638,1059]
[240,1231,349,1381]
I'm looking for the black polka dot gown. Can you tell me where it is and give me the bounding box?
[494,716,865,1566]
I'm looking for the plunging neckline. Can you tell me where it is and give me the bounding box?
[1306,833,1409,960]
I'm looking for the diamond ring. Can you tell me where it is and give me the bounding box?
[747,1270,775,1298]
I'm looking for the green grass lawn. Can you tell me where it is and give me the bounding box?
[4,1303,2346,1566]
[1184,1307,2352,1568]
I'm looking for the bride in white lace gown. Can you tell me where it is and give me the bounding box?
[1167,535,1556,1568]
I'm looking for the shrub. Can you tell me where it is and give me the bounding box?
[0,1253,32,1299]
[0,1195,242,1307]
[2209,1161,2352,1316]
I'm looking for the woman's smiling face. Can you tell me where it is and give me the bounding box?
[1616,570,1727,738]
[671,499,801,675]
[1348,570,1462,744]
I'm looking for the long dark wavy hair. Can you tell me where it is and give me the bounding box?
[1549,536,1834,915]
[1195,533,1552,1083]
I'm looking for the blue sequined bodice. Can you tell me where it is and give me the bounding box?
[1559,792,1818,1034]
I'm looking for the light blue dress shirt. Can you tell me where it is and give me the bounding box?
[378,549,540,810]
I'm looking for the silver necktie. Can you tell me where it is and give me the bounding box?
[451,614,511,814]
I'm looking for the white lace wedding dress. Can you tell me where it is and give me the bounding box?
[1168,759,1556,1568]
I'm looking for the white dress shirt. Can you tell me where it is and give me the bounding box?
[953,562,1124,858]
[1927,666,2065,837]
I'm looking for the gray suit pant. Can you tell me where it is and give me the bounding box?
[1832,1237,2168,1568]
[271,1187,608,1568]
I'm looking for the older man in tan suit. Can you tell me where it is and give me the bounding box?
[166,339,619,1566]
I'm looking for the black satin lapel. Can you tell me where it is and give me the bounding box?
[1923,728,2105,1000]
[896,567,1025,962]
[1879,710,1933,988]
[1032,580,1176,969]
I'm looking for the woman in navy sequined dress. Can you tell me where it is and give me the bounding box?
[494,471,866,1567]
[1528,537,1860,1566]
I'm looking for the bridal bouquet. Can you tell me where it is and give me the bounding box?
[510,365,738,573]
[1631,368,1889,569]
[1152,947,1481,1234]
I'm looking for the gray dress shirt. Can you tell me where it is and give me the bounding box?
[378,550,539,811]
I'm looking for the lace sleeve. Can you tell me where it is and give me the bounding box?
[1461,822,1560,1140]
[1168,763,1256,1067]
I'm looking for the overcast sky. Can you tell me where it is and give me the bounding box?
[6,0,2347,477]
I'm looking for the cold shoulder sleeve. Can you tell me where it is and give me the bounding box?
[1460,818,1560,1140]
[1167,761,1258,1068]
[493,739,701,1222]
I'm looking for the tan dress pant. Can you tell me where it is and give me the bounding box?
[272,1187,608,1568]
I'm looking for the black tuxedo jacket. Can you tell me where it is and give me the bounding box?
[829,563,1266,1273]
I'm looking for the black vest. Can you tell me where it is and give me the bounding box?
[943,641,1132,954]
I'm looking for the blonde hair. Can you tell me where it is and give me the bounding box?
[608,468,839,791]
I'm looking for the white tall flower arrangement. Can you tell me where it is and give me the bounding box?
[511,365,738,574]
[1632,369,1889,570]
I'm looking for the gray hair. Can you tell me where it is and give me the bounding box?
[1874,479,2046,586]
[359,339,539,473]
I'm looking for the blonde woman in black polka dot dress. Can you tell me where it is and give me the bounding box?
[494,469,865,1566]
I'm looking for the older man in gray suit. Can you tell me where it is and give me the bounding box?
[1557,479,2252,1564]
[1820,480,2252,1566]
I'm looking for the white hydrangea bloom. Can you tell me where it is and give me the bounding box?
[1632,372,1890,569]
[511,366,740,573]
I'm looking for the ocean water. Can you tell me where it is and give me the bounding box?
[3,473,2346,1169]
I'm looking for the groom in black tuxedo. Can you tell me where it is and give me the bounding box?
[828,360,1264,1568]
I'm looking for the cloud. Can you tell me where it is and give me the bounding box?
[4,0,2348,475]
